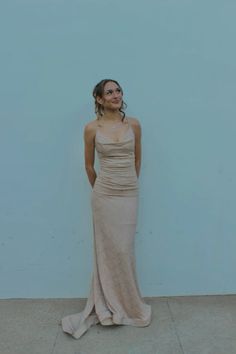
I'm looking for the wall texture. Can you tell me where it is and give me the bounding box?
[1,0,236,298]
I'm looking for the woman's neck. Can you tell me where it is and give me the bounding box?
[101,110,122,122]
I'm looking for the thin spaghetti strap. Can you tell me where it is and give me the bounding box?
[125,117,135,137]
[124,116,131,131]
[124,116,129,125]
[95,118,102,139]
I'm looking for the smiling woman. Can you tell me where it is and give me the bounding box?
[93,79,127,121]
[61,79,151,339]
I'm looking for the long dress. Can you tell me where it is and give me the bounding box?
[61,120,151,339]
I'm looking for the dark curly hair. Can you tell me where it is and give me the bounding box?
[92,79,127,120]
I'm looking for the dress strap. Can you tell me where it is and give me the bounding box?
[125,117,135,138]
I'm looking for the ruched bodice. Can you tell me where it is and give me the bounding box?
[93,125,138,196]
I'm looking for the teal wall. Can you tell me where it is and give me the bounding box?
[1,0,236,298]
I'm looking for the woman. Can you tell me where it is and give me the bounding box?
[61,79,151,339]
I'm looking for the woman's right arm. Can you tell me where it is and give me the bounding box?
[84,123,97,188]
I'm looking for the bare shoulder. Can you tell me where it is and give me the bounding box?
[84,118,99,143]
[126,117,141,136]
[126,116,141,128]
[84,118,98,135]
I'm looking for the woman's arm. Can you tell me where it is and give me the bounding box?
[84,122,97,187]
[130,118,142,178]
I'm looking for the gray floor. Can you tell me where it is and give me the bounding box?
[0,295,236,354]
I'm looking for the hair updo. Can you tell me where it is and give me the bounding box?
[92,79,127,120]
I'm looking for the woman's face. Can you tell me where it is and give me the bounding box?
[97,81,123,111]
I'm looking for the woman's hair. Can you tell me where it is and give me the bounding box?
[92,79,127,120]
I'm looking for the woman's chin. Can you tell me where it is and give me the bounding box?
[112,103,122,110]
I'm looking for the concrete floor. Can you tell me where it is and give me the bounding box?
[0,295,236,354]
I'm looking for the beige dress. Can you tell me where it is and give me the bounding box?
[61,120,151,339]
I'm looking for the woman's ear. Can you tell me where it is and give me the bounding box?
[96,96,103,105]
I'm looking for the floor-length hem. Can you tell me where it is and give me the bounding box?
[62,313,99,339]
[62,307,151,339]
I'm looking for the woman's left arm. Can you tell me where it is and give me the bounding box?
[131,118,142,178]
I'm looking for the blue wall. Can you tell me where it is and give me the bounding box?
[1,0,236,298]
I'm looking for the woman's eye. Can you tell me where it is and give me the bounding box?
[105,88,121,95]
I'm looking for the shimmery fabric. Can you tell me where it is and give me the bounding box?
[61,123,151,339]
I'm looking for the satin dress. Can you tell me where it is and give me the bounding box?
[61,120,151,339]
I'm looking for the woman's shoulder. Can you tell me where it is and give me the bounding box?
[126,116,141,129]
[84,118,99,134]
[126,116,140,125]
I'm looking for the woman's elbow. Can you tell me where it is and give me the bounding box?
[85,164,94,173]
